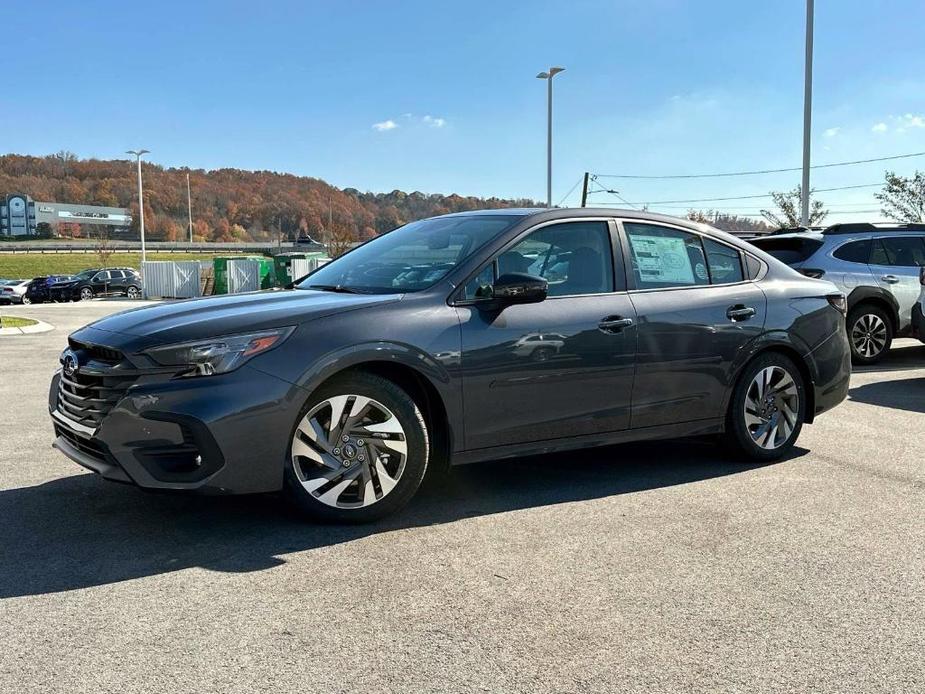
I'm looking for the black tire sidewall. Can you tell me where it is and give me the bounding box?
[283,372,429,523]
[726,352,806,462]
[847,305,892,365]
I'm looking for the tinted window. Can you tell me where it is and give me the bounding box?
[463,221,614,299]
[870,237,925,267]
[702,237,744,284]
[833,239,871,264]
[748,237,823,265]
[625,223,709,289]
[94,271,111,281]
[109,270,125,278]
[297,215,515,294]
[745,255,763,279]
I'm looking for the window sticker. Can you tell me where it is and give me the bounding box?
[630,235,695,285]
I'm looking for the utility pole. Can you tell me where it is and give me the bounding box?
[536,67,565,208]
[186,173,194,243]
[126,149,150,264]
[800,0,814,225]
[580,172,590,207]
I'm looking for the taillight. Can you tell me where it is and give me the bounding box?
[800,268,826,279]
[827,293,847,315]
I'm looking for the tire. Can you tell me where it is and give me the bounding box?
[21,296,31,304]
[723,352,806,462]
[79,287,94,301]
[283,372,429,523]
[847,305,892,365]
[126,286,141,299]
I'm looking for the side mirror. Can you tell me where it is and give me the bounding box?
[489,273,548,305]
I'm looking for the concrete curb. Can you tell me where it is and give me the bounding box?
[0,319,55,336]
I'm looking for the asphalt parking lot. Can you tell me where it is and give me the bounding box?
[1,301,923,693]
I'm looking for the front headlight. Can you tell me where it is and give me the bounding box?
[143,327,295,377]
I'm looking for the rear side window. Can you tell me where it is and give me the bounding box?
[870,237,925,267]
[832,239,871,264]
[748,237,823,265]
[625,223,710,289]
[702,238,744,284]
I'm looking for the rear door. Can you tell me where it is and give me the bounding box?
[619,221,767,429]
[869,236,925,331]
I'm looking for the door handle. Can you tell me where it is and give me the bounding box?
[599,316,634,333]
[727,305,756,321]
[880,274,900,284]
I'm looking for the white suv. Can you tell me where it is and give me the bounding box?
[750,223,925,364]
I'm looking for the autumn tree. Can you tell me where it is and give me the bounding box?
[760,186,828,229]
[875,170,925,222]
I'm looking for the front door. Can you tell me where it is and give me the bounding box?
[457,220,637,450]
[620,221,767,429]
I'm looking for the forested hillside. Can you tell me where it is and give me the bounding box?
[0,153,539,242]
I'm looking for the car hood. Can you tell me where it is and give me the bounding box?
[78,289,400,349]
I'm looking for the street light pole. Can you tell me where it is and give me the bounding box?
[126,149,150,263]
[186,172,193,243]
[800,0,814,225]
[536,67,565,208]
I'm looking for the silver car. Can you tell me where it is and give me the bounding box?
[750,223,925,364]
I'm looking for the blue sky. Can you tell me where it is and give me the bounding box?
[3,0,925,221]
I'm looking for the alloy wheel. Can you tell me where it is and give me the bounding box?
[743,366,800,450]
[127,286,140,299]
[851,313,887,359]
[291,394,407,508]
[21,296,31,304]
[80,287,93,301]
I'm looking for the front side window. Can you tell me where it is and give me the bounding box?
[870,236,925,267]
[625,223,710,289]
[462,221,615,299]
[296,215,517,294]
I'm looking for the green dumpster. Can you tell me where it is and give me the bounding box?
[212,256,275,294]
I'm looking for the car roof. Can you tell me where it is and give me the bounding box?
[441,206,713,234]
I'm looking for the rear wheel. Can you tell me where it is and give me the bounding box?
[284,372,429,523]
[847,305,892,365]
[21,296,31,304]
[724,352,805,461]
[126,286,141,299]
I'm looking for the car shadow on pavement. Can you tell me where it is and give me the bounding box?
[0,438,806,599]
[849,376,925,414]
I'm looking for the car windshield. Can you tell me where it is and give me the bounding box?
[296,215,518,294]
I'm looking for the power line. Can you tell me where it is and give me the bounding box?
[587,182,883,206]
[591,151,925,180]
[555,175,584,207]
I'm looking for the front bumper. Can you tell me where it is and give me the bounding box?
[49,364,305,494]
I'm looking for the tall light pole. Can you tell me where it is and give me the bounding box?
[186,172,193,243]
[126,149,150,263]
[800,0,814,225]
[536,66,565,208]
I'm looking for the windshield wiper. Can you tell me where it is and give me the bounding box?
[303,284,369,294]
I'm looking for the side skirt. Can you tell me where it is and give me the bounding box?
[450,419,724,466]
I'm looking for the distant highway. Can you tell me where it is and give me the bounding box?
[0,240,325,254]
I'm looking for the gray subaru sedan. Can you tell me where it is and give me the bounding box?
[49,208,851,521]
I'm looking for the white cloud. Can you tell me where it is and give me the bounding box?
[896,113,925,132]
[872,122,888,133]
[372,119,398,132]
[422,115,446,128]
[823,127,840,138]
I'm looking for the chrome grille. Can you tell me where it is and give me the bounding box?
[56,342,137,430]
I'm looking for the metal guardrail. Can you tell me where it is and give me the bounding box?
[0,241,325,254]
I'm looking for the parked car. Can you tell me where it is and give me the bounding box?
[49,208,851,522]
[48,268,142,302]
[749,222,925,364]
[0,279,30,304]
[913,266,925,344]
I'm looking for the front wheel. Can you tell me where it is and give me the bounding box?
[724,353,806,461]
[284,372,429,523]
[79,287,94,301]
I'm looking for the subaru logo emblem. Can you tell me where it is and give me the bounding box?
[62,350,79,377]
